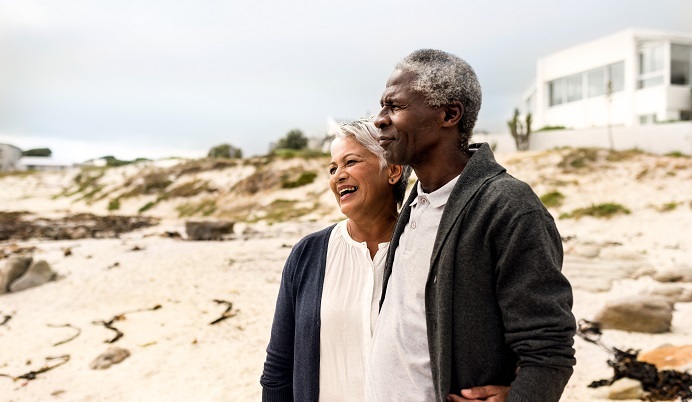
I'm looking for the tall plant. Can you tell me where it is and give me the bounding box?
[507,108,532,151]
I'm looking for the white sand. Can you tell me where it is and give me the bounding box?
[1,149,690,401]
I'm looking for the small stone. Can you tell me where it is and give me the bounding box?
[89,347,131,370]
[607,378,643,400]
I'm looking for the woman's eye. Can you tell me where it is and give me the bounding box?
[329,167,336,175]
[346,160,357,166]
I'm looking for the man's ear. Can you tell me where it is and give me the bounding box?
[441,100,464,127]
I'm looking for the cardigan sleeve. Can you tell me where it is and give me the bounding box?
[260,246,299,402]
[494,209,576,402]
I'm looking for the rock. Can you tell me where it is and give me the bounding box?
[640,285,692,303]
[593,296,674,333]
[0,255,32,294]
[89,347,131,370]
[653,266,692,283]
[607,378,643,400]
[9,260,57,292]
[638,344,692,370]
[185,220,235,241]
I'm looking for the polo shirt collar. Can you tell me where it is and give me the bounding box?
[409,174,460,209]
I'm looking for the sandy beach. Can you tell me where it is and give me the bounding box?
[1,148,691,401]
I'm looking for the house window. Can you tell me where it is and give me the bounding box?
[638,44,664,89]
[608,62,624,92]
[671,44,692,85]
[587,68,605,97]
[549,79,564,106]
[566,73,583,102]
[639,114,657,124]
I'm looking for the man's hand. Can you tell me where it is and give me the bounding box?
[446,385,510,401]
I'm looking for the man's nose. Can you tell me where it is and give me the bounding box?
[374,108,389,129]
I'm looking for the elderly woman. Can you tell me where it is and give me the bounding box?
[260,118,411,402]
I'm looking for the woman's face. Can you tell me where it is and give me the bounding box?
[329,136,393,220]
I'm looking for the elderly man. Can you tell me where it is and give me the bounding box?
[367,49,576,402]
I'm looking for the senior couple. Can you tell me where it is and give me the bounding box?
[260,49,576,402]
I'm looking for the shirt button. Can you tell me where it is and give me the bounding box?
[411,222,417,229]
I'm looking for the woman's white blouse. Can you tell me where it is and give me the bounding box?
[318,220,389,402]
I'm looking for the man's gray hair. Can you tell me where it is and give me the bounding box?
[331,118,412,206]
[396,49,482,142]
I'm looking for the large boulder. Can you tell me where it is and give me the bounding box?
[593,296,674,333]
[9,260,57,292]
[639,284,692,303]
[185,220,235,241]
[0,255,33,294]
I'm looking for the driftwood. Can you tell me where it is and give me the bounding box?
[0,313,13,326]
[93,305,162,343]
[209,299,237,325]
[0,355,70,382]
[47,323,82,346]
[577,319,692,401]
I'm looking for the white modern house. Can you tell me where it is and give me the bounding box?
[0,143,23,171]
[523,28,692,131]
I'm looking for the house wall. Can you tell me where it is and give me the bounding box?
[474,121,692,155]
[528,29,692,131]
[0,144,23,171]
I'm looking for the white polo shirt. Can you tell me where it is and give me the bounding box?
[367,176,459,402]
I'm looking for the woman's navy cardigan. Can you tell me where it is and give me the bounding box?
[260,224,336,402]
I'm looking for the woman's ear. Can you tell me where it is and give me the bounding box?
[387,164,403,184]
[441,100,464,127]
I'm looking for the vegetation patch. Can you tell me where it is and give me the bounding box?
[665,150,690,158]
[606,148,645,162]
[536,125,566,132]
[282,171,318,188]
[559,203,630,219]
[654,202,679,212]
[257,199,312,224]
[107,198,121,211]
[270,149,329,159]
[138,201,157,214]
[176,198,217,217]
[540,191,565,208]
[166,180,213,198]
[557,148,600,171]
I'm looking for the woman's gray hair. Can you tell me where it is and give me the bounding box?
[396,49,482,148]
[331,118,412,207]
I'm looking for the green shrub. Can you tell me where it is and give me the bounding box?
[536,125,566,132]
[138,201,157,213]
[559,203,630,219]
[665,150,689,158]
[176,199,217,217]
[558,148,599,170]
[107,198,121,211]
[657,202,678,212]
[282,171,318,188]
[540,191,565,208]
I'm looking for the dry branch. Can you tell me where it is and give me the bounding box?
[47,323,82,346]
[93,305,162,343]
[209,299,237,325]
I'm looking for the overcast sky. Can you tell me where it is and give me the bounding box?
[1,0,690,162]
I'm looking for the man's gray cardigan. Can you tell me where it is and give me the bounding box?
[379,143,577,402]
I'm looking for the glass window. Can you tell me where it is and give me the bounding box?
[671,44,691,85]
[566,73,583,102]
[587,68,605,97]
[549,79,564,106]
[609,62,624,92]
[640,45,664,74]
